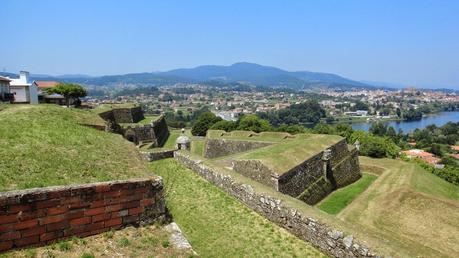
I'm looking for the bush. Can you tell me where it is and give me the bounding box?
[210,120,237,132]
[350,131,400,158]
[236,115,272,133]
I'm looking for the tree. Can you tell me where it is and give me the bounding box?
[369,122,388,136]
[237,115,272,133]
[210,120,237,132]
[47,83,87,107]
[191,112,222,136]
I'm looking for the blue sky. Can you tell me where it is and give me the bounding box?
[1,0,458,88]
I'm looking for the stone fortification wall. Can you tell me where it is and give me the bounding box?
[151,116,170,147]
[99,107,145,124]
[229,138,361,205]
[140,150,175,162]
[0,178,166,252]
[122,116,170,146]
[174,152,380,258]
[204,139,272,158]
[232,160,278,189]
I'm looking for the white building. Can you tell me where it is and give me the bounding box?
[0,76,12,102]
[8,71,38,104]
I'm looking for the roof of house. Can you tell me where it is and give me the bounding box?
[34,81,60,88]
[0,76,11,82]
[401,149,434,158]
[451,146,459,151]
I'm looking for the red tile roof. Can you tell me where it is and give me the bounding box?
[34,81,60,88]
[451,146,459,151]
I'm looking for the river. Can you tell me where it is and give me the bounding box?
[350,111,459,132]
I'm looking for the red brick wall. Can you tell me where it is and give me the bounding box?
[0,178,166,252]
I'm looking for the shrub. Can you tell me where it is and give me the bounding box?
[191,112,222,136]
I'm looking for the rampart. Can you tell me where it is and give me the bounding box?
[232,138,361,205]
[0,178,166,252]
[174,152,379,258]
[123,115,170,146]
[204,139,272,158]
[98,107,145,124]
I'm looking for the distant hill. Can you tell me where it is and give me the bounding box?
[1,63,373,90]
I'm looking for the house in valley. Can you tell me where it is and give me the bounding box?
[8,71,38,104]
[33,80,69,105]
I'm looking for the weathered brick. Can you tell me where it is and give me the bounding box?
[92,213,110,223]
[105,203,123,212]
[84,207,105,216]
[122,201,140,210]
[47,206,68,215]
[0,214,18,224]
[46,220,68,232]
[95,184,111,193]
[14,219,38,230]
[0,223,13,232]
[8,204,31,214]
[103,190,122,198]
[14,235,39,247]
[36,199,60,209]
[47,189,71,199]
[129,207,143,216]
[39,214,65,225]
[40,231,61,242]
[68,200,90,209]
[0,231,21,241]
[21,225,46,237]
[104,218,122,227]
[70,216,91,226]
[67,209,84,219]
[17,209,46,221]
[89,200,105,208]
[0,241,13,252]
[84,221,104,232]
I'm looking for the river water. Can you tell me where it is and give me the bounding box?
[350,111,459,132]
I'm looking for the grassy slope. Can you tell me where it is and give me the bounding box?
[318,173,377,214]
[150,159,326,258]
[338,157,459,257]
[207,130,343,173]
[0,105,150,191]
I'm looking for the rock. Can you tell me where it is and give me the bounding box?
[343,235,354,249]
[328,230,343,240]
[326,239,336,247]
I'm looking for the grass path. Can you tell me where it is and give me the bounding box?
[150,159,326,258]
[318,173,377,214]
[338,157,459,257]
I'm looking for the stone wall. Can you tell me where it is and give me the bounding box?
[140,150,175,162]
[0,178,166,252]
[122,116,170,146]
[98,107,145,124]
[174,152,380,258]
[204,139,272,158]
[232,160,278,189]
[230,138,361,205]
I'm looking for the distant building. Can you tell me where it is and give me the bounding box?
[0,76,12,102]
[33,81,69,105]
[8,71,38,104]
[401,149,441,165]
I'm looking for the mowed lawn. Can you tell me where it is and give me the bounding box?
[0,105,151,191]
[150,159,326,258]
[318,173,377,215]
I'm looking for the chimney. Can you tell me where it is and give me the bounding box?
[19,71,30,83]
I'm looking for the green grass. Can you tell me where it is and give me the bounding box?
[236,134,343,173]
[119,115,161,128]
[150,159,326,258]
[191,139,204,157]
[0,104,151,191]
[318,173,377,215]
